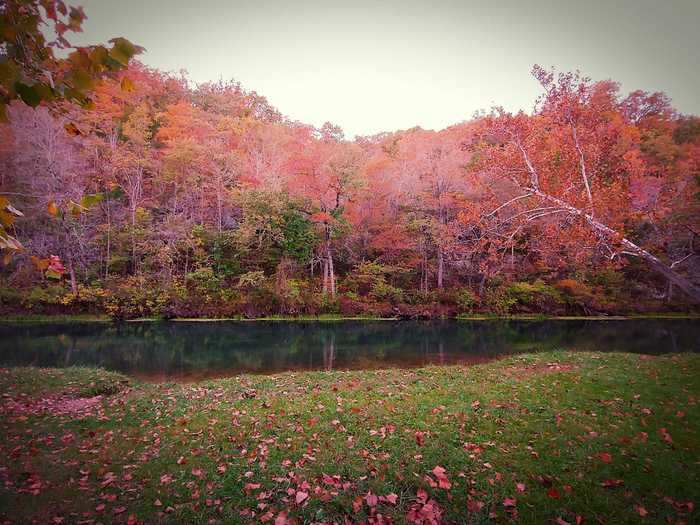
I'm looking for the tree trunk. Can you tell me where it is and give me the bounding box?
[478,274,487,296]
[423,250,429,293]
[328,253,336,297]
[105,198,111,279]
[216,180,223,233]
[322,225,336,297]
[130,205,137,275]
[323,245,336,297]
[68,259,78,297]
[437,247,444,289]
[322,255,329,296]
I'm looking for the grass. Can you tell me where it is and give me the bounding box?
[1,352,698,524]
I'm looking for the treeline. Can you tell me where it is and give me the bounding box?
[1,63,699,318]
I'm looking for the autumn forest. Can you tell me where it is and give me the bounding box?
[2,56,699,319]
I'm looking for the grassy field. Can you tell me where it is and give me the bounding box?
[1,352,698,524]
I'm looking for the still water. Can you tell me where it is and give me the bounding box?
[0,319,697,381]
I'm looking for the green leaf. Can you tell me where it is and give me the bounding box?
[45,268,62,279]
[68,68,94,91]
[107,186,125,200]
[14,82,41,107]
[107,38,140,67]
[0,60,19,85]
[80,193,105,208]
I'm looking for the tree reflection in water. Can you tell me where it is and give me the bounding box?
[0,319,697,381]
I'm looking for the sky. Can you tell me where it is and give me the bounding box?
[70,0,700,138]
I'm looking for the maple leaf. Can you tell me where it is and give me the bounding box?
[432,465,452,489]
[295,490,309,504]
[365,491,379,507]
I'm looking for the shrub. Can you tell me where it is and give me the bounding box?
[455,288,478,313]
[482,285,518,315]
[103,277,170,319]
[346,261,406,304]
[185,266,222,293]
[484,280,563,314]
[236,270,267,290]
[555,278,595,310]
[21,284,68,311]
[369,280,404,304]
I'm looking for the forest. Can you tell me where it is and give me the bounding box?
[1,6,699,320]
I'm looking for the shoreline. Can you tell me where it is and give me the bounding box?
[1,312,698,323]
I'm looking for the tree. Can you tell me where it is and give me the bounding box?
[5,103,100,293]
[288,135,364,297]
[477,66,700,302]
[0,0,141,257]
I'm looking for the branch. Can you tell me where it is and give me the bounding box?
[484,192,533,218]
[570,122,594,214]
[514,138,539,189]
[670,252,696,269]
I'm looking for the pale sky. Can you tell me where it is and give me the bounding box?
[71,0,700,138]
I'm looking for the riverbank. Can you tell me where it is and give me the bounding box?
[2,312,699,323]
[1,352,698,524]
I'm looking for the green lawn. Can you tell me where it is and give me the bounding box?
[1,352,698,524]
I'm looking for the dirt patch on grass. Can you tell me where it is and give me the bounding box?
[0,393,104,419]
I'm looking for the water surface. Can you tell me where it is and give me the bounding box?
[0,319,697,381]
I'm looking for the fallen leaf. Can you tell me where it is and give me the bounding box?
[547,488,561,499]
[596,452,613,463]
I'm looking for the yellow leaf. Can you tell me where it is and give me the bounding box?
[47,201,59,216]
[120,76,134,92]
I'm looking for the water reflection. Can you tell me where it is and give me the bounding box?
[0,319,697,381]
